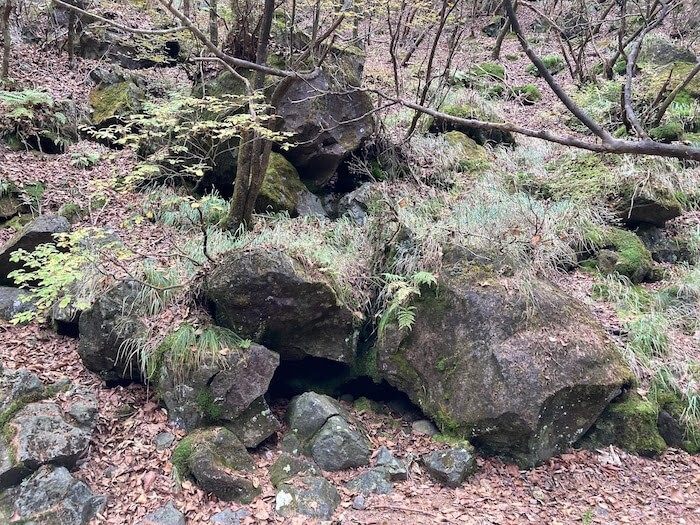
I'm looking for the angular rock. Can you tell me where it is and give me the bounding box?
[206,248,358,363]
[139,501,186,525]
[276,70,375,191]
[285,392,347,441]
[275,476,340,520]
[422,448,477,488]
[77,281,144,382]
[375,446,407,481]
[173,427,259,503]
[310,415,371,471]
[636,224,693,264]
[0,465,105,525]
[295,191,327,218]
[157,328,279,431]
[640,35,697,65]
[337,182,374,223]
[269,454,321,487]
[225,396,281,448]
[616,193,683,227]
[594,227,654,284]
[0,215,71,286]
[345,468,392,495]
[412,419,439,437]
[0,366,44,413]
[210,509,250,525]
[376,248,633,467]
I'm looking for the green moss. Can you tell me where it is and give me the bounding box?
[353,396,381,414]
[171,435,195,477]
[432,433,474,451]
[511,84,541,104]
[526,55,565,76]
[583,394,666,456]
[443,131,489,172]
[594,227,654,283]
[472,62,505,80]
[89,81,143,126]
[195,389,223,421]
[432,406,467,436]
[649,121,684,143]
[642,62,700,101]
[256,152,306,214]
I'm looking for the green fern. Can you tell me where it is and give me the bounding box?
[378,271,437,337]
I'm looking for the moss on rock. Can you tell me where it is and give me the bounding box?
[579,393,667,457]
[588,226,654,283]
[256,153,306,214]
[443,131,490,172]
[89,81,145,127]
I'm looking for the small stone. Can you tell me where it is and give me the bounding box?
[275,476,340,519]
[352,495,366,510]
[311,415,371,471]
[139,501,185,525]
[422,448,477,488]
[375,447,407,482]
[345,468,392,495]
[153,432,175,451]
[412,419,439,437]
[210,508,250,525]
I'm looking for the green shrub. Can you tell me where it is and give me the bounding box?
[525,55,565,76]
[511,84,541,104]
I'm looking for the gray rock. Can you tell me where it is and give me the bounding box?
[157,335,279,431]
[0,286,36,321]
[0,366,44,413]
[0,215,71,286]
[345,468,392,495]
[311,415,371,471]
[412,419,439,437]
[276,71,375,191]
[376,247,632,467]
[375,447,407,481]
[616,193,683,227]
[286,392,347,441]
[337,183,374,223]
[225,396,281,448]
[352,494,366,510]
[139,501,185,525]
[0,465,105,524]
[153,432,175,451]
[206,249,357,363]
[421,448,477,488]
[482,16,505,37]
[636,224,692,264]
[295,190,328,218]
[77,281,144,382]
[210,508,250,525]
[269,454,321,487]
[275,476,340,520]
[176,427,259,504]
[640,35,697,65]
[0,401,94,489]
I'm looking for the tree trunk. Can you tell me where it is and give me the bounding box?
[1,0,13,80]
[226,0,276,232]
[209,0,218,46]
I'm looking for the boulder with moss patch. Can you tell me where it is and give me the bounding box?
[206,248,358,363]
[255,152,316,216]
[590,227,655,283]
[429,104,515,147]
[375,247,633,467]
[443,131,490,172]
[89,80,146,129]
[639,35,697,66]
[577,393,667,457]
[171,427,259,503]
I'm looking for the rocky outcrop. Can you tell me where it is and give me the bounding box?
[0,466,105,525]
[171,427,260,503]
[282,392,371,471]
[376,248,633,467]
[79,28,179,69]
[156,325,280,437]
[206,248,358,363]
[77,281,144,382]
[0,215,71,286]
[276,70,375,191]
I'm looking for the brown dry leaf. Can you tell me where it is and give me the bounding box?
[142,471,157,491]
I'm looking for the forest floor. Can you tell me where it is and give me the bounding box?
[2,9,700,525]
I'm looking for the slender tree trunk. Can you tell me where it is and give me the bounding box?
[183,0,190,18]
[209,0,218,46]
[67,11,76,69]
[226,0,276,232]
[1,0,13,80]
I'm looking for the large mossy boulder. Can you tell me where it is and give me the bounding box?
[275,71,375,191]
[205,248,358,363]
[639,35,697,66]
[429,103,515,147]
[375,248,632,467]
[89,80,146,129]
[577,393,667,457]
[171,427,260,503]
[0,214,71,286]
[255,152,310,215]
[77,281,144,382]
